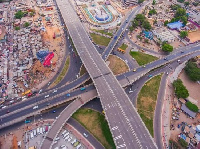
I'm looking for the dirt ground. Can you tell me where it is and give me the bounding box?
[107,55,129,75]
[170,112,200,141]
[0,120,53,149]
[25,4,65,90]
[170,39,185,49]
[129,28,160,52]
[188,29,200,42]
[179,70,200,108]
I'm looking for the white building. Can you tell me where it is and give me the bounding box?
[152,28,175,43]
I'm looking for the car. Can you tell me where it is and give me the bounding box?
[128,90,133,94]
[38,89,43,94]
[142,65,146,68]
[83,133,88,137]
[25,120,31,124]
[46,103,50,106]
[52,110,56,113]
[166,72,169,75]
[80,87,86,91]
[60,145,66,148]
[66,93,70,97]
[181,51,184,53]
[148,75,153,78]
[7,110,10,113]
[47,82,51,86]
[177,59,180,62]
[114,36,118,40]
[164,58,167,60]
[45,95,49,98]
[55,137,60,141]
[53,89,57,93]
[133,69,136,72]
[33,105,38,109]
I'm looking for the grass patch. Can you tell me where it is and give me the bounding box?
[92,29,113,36]
[129,51,158,66]
[80,65,87,76]
[107,55,129,75]
[51,56,70,87]
[72,108,115,149]
[119,43,128,51]
[90,33,111,46]
[137,74,162,137]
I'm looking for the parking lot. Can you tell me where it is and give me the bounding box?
[25,124,86,149]
[51,128,86,149]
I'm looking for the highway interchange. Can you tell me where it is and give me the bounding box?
[0,0,200,148]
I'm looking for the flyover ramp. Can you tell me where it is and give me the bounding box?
[48,0,157,149]
[41,89,98,148]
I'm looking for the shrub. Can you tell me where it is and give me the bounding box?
[185,101,198,112]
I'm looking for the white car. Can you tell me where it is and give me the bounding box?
[47,82,51,86]
[45,95,49,98]
[38,89,43,94]
[83,133,88,137]
[33,105,38,110]
[53,89,57,93]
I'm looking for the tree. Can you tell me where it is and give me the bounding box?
[184,1,190,7]
[162,43,173,52]
[184,61,200,81]
[24,22,30,27]
[180,31,188,38]
[178,139,188,148]
[164,20,169,26]
[129,26,134,32]
[15,26,20,30]
[137,35,142,40]
[30,12,35,17]
[185,101,199,112]
[148,9,157,16]
[15,10,24,19]
[175,8,186,18]
[135,14,146,25]
[192,2,199,6]
[173,79,189,98]
[170,4,181,10]
[177,0,185,3]
[144,39,149,43]
[138,0,144,4]
[152,0,156,5]
[142,20,151,30]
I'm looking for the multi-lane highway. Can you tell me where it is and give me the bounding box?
[41,0,157,148]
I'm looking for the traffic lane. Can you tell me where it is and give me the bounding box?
[0,85,96,125]
[0,73,90,116]
[94,78,139,148]
[68,118,105,149]
[105,74,156,148]
[154,73,167,149]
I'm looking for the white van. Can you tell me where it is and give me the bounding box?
[30,132,34,139]
[40,127,43,134]
[37,128,40,135]
[76,144,82,149]
[63,132,69,138]
[64,135,69,141]
[33,129,37,136]
[71,139,77,145]
[62,130,67,136]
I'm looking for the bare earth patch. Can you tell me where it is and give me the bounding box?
[179,70,200,108]
[188,29,200,42]
[107,55,129,75]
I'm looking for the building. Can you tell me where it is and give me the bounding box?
[121,0,138,6]
[152,27,175,42]
[181,104,196,118]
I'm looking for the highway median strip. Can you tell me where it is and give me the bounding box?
[72,108,116,149]
[137,74,162,137]
[51,56,70,87]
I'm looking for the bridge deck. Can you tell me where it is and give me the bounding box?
[41,0,157,148]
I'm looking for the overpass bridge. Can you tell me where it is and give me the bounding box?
[41,0,157,148]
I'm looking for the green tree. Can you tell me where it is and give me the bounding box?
[137,35,142,40]
[162,43,173,52]
[15,26,20,30]
[180,31,188,38]
[177,0,185,3]
[164,20,169,26]
[173,79,189,98]
[129,26,134,32]
[175,8,186,18]
[144,39,149,43]
[170,4,181,10]
[142,20,151,30]
[185,101,199,112]
[178,139,188,148]
[148,9,157,16]
[30,12,35,17]
[24,22,30,27]
[138,0,144,4]
[184,1,190,7]
[135,14,146,25]
[192,2,199,6]
[15,10,24,19]
[184,61,200,81]
[152,0,156,5]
